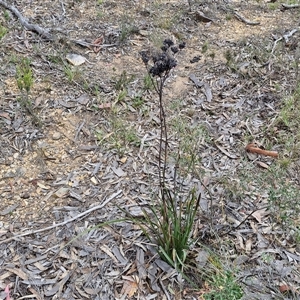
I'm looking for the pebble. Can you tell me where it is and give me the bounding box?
[52,132,61,140]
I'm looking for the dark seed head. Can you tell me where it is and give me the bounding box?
[171,46,179,54]
[163,38,174,48]
[139,51,150,64]
[161,45,168,52]
[179,42,186,49]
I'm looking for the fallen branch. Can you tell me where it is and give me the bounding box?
[0,0,53,40]
[234,11,260,26]
[245,143,278,158]
[0,190,123,245]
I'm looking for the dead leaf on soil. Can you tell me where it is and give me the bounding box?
[3,285,10,300]
[112,167,127,177]
[256,161,269,169]
[195,250,210,267]
[252,208,268,223]
[91,36,104,53]
[0,204,19,216]
[120,276,138,298]
[99,103,112,109]
[54,187,69,198]
[136,248,147,279]
[66,53,86,66]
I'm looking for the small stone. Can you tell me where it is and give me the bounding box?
[21,192,30,199]
[52,132,61,140]
[120,157,127,164]
[90,177,98,185]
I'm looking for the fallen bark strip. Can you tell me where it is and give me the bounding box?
[71,39,118,49]
[0,0,54,40]
[0,190,123,245]
[234,11,260,26]
[245,143,278,158]
[281,3,300,9]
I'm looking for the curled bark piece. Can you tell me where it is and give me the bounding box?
[245,143,278,158]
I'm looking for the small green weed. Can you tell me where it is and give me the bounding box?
[64,65,81,82]
[0,25,8,40]
[119,15,138,44]
[273,84,300,159]
[114,70,135,91]
[202,41,209,54]
[124,128,140,147]
[132,96,144,108]
[204,270,243,300]
[157,16,173,30]
[3,10,10,20]
[277,93,299,128]
[268,2,279,10]
[143,74,154,91]
[16,58,33,93]
[226,13,233,20]
[224,49,233,65]
[15,57,41,126]
[47,54,63,64]
[116,90,127,103]
[95,116,140,154]
[287,0,298,4]
[268,169,300,226]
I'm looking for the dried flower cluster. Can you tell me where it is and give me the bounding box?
[140,39,186,77]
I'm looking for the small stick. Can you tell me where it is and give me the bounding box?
[0,190,122,245]
[220,205,269,236]
[245,143,278,158]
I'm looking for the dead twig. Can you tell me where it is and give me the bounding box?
[0,0,53,40]
[0,190,123,245]
[71,39,118,48]
[234,11,260,26]
[220,205,269,236]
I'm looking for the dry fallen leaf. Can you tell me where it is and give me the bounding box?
[99,103,112,109]
[92,36,104,53]
[66,53,86,66]
[120,276,138,298]
[4,285,10,300]
[245,239,252,253]
[279,284,292,293]
[252,209,268,223]
[256,161,269,169]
